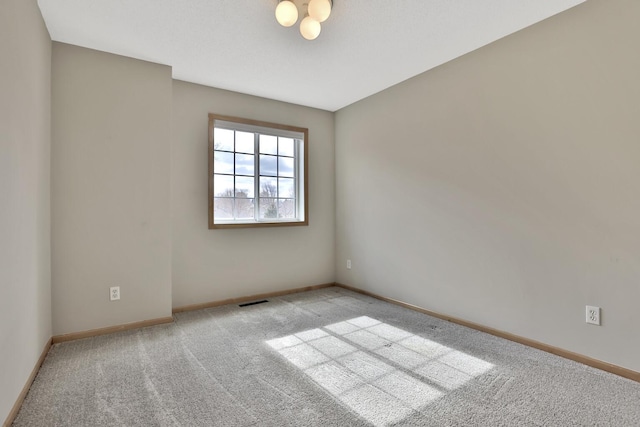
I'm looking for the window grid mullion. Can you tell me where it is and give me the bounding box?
[294,139,299,218]
[254,133,259,221]
[233,131,237,220]
[276,138,280,218]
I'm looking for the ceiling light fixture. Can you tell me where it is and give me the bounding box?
[300,14,321,40]
[275,0,333,41]
[275,0,298,27]
[308,0,332,23]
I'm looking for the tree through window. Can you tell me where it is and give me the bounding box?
[208,114,308,229]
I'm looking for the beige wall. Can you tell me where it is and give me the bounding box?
[0,0,52,422]
[2,7,636,421]
[335,0,640,371]
[171,81,335,307]
[51,43,173,335]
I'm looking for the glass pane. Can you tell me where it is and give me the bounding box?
[236,131,254,154]
[235,198,254,219]
[235,176,254,198]
[259,198,278,219]
[235,153,254,176]
[278,157,294,177]
[260,177,277,198]
[260,134,278,155]
[260,155,278,176]
[213,128,234,151]
[213,151,234,174]
[214,197,234,219]
[279,137,295,157]
[278,199,296,219]
[214,174,234,197]
[278,178,295,198]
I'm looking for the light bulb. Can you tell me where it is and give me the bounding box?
[275,0,298,27]
[300,15,321,40]
[308,0,332,23]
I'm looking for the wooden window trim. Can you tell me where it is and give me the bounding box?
[208,113,309,229]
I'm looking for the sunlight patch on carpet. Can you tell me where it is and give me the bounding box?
[267,316,494,426]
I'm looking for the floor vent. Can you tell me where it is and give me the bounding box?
[239,299,269,307]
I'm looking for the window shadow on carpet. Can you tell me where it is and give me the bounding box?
[267,316,494,426]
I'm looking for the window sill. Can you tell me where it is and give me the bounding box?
[209,219,308,229]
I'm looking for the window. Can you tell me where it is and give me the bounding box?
[208,114,308,229]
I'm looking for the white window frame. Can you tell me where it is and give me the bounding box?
[208,114,308,229]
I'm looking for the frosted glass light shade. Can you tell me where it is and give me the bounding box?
[308,0,332,23]
[275,0,298,27]
[300,16,321,40]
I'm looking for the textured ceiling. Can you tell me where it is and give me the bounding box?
[37,0,585,112]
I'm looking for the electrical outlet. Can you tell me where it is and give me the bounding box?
[110,286,120,301]
[346,259,352,269]
[586,305,600,325]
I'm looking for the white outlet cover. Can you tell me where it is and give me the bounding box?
[110,286,121,301]
[586,305,600,325]
[347,260,352,269]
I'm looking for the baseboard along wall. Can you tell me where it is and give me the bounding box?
[334,282,640,383]
[6,281,638,426]
[172,283,335,313]
[3,338,52,427]
[51,316,174,344]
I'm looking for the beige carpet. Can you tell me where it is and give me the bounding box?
[13,287,640,426]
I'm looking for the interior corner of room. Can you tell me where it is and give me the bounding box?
[2,0,640,425]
